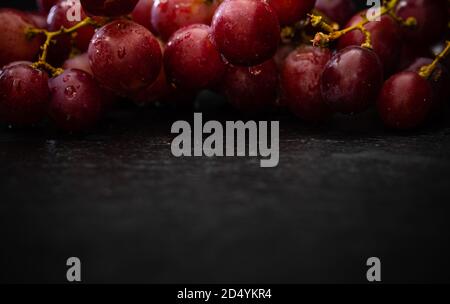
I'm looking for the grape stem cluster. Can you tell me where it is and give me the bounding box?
[26,17,98,76]
[310,0,449,80]
[310,0,414,49]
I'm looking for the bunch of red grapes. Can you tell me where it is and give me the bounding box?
[0,0,449,132]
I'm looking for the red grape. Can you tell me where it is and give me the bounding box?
[267,0,316,26]
[315,0,356,26]
[406,57,449,110]
[273,43,295,107]
[63,53,119,109]
[0,62,50,126]
[88,20,162,95]
[132,0,157,34]
[27,12,47,29]
[211,0,280,66]
[151,0,219,41]
[281,45,332,122]
[338,11,402,74]
[321,46,383,114]
[406,58,438,78]
[2,0,447,134]
[221,59,279,112]
[274,43,295,71]
[37,0,59,14]
[395,0,448,45]
[131,39,181,106]
[48,69,104,132]
[377,71,432,129]
[164,24,226,90]
[131,66,171,106]
[396,41,432,71]
[80,0,139,16]
[47,0,95,52]
[63,53,93,75]
[0,9,42,68]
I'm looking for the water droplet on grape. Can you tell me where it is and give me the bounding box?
[12,79,22,90]
[117,47,126,59]
[64,85,77,99]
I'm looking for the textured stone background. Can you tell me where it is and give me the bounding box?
[1,107,450,283]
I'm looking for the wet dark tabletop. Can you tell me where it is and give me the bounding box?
[1,105,450,283]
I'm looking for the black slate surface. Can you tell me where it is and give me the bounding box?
[1,105,450,284]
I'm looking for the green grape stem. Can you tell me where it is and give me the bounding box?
[310,0,413,49]
[419,41,450,80]
[27,17,97,76]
